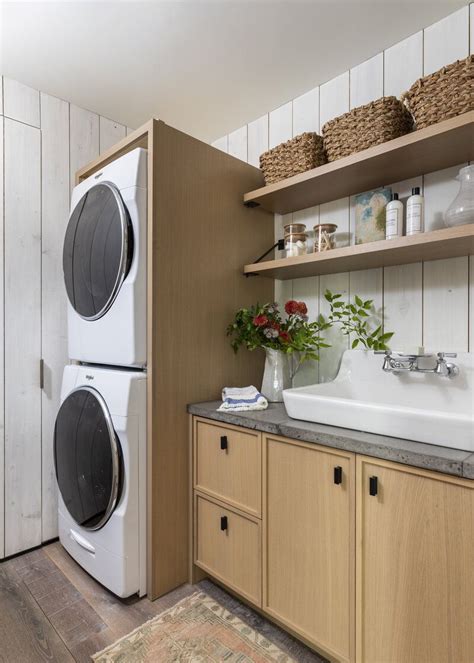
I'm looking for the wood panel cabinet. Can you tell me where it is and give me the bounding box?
[193,418,261,516]
[356,456,474,663]
[264,436,355,663]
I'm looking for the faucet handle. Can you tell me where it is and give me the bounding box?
[437,352,457,359]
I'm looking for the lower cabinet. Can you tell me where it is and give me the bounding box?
[194,493,262,606]
[356,456,474,663]
[192,417,474,663]
[264,436,354,663]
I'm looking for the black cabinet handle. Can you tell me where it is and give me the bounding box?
[334,466,343,485]
[369,476,378,496]
[220,435,228,451]
[220,516,228,531]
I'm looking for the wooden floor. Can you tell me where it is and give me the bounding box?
[0,542,195,662]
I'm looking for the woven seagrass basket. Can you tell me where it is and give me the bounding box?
[259,132,327,185]
[401,55,473,130]
[322,96,413,162]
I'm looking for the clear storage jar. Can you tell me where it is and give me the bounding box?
[313,223,337,252]
[284,232,307,258]
[444,165,474,227]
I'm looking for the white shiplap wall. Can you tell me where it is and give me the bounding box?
[212,4,474,386]
[0,77,130,557]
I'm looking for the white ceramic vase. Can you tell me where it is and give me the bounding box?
[261,348,292,402]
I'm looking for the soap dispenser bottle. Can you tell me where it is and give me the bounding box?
[406,187,424,235]
[386,193,404,239]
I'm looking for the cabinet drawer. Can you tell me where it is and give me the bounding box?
[195,493,261,606]
[194,419,261,516]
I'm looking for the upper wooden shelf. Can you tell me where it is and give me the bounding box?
[244,225,474,280]
[243,112,474,214]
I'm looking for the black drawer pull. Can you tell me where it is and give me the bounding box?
[220,435,228,451]
[369,476,378,496]
[220,516,228,531]
[334,466,343,485]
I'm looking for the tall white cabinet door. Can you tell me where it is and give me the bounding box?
[0,117,4,558]
[4,118,42,556]
[41,93,70,542]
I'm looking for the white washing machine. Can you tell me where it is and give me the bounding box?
[54,365,146,598]
[63,148,147,368]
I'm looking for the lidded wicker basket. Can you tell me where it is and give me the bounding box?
[259,132,327,185]
[401,55,473,130]
[322,96,413,162]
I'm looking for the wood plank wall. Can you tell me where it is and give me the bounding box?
[212,5,474,386]
[0,78,134,558]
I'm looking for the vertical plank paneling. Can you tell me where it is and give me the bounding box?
[0,117,4,558]
[4,118,42,556]
[126,126,135,135]
[319,273,349,383]
[384,32,423,97]
[424,258,469,351]
[292,87,319,135]
[424,6,469,74]
[292,277,320,387]
[350,53,383,109]
[211,135,228,153]
[269,102,292,149]
[319,71,349,129]
[384,263,423,351]
[3,78,40,127]
[228,125,248,162]
[99,116,126,152]
[41,93,70,543]
[69,104,99,191]
[383,28,424,350]
[469,256,474,351]
[471,2,474,54]
[247,114,268,167]
[0,76,3,114]
[349,268,383,332]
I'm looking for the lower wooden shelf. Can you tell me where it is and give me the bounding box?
[243,225,474,280]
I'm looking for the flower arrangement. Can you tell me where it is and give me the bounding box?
[227,290,393,369]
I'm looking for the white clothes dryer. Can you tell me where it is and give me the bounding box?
[64,148,147,367]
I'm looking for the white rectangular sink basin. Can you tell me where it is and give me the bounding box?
[283,350,474,452]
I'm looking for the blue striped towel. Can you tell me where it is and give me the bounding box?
[218,385,268,412]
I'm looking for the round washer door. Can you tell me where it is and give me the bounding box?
[63,181,133,321]
[54,386,122,530]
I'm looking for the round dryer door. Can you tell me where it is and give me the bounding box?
[63,182,133,320]
[54,387,122,530]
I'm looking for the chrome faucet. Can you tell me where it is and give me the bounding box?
[375,351,459,378]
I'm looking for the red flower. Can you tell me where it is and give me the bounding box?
[279,331,291,343]
[269,321,281,331]
[297,301,308,315]
[285,300,308,316]
[253,314,268,327]
[285,300,300,315]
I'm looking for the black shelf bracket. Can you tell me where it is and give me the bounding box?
[244,200,260,208]
[245,239,284,277]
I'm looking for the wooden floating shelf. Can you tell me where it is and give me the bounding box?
[243,112,474,214]
[244,225,474,280]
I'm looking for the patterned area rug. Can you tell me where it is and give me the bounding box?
[93,591,296,662]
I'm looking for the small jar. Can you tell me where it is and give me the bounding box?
[284,232,307,258]
[284,222,307,235]
[313,223,337,252]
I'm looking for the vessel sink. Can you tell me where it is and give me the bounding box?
[283,350,474,451]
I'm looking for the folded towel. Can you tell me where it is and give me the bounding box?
[218,385,268,412]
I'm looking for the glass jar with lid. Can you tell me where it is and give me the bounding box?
[284,232,307,258]
[313,223,337,252]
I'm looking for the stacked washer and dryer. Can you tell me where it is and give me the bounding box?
[54,149,148,598]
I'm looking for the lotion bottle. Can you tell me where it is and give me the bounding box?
[385,193,403,239]
[406,187,424,235]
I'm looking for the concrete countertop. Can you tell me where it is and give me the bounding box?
[188,401,474,480]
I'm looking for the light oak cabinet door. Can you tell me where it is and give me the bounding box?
[264,436,355,663]
[194,418,261,516]
[195,493,261,606]
[356,456,474,663]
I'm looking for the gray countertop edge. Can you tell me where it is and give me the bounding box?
[188,401,473,480]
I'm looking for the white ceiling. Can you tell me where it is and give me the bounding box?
[0,0,467,142]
